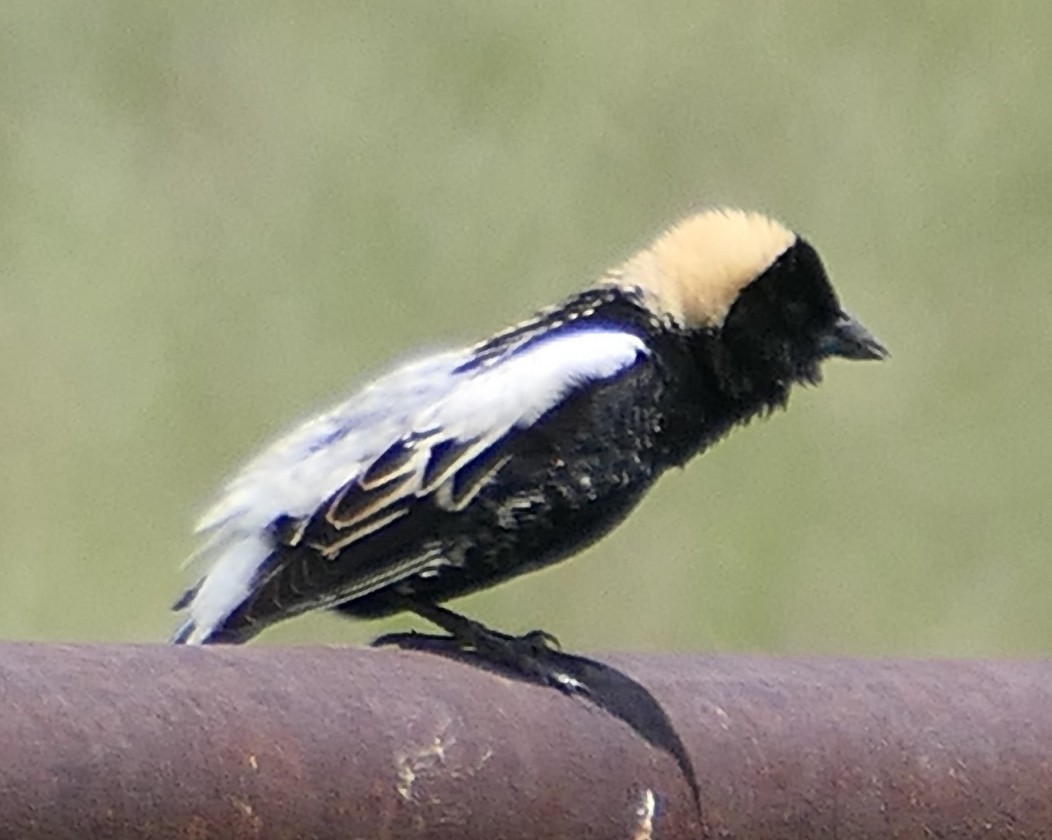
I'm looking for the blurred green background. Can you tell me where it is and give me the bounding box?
[2,3,1049,655]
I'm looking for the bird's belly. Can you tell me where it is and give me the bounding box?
[342,446,660,618]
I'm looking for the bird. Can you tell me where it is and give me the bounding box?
[171,208,886,679]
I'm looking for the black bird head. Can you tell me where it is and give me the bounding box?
[611,209,886,405]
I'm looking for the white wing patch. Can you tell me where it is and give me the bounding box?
[176,327,647,643]
[430,330,650,432]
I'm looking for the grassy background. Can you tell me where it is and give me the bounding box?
[2,3,1049,655]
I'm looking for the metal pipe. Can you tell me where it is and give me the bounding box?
[0,644,1050,839]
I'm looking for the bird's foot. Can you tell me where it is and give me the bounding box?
[470,626,586,695]
[372,606,586,696]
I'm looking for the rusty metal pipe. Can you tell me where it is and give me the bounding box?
[1,644,1050,839]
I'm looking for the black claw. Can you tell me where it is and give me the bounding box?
[520,628,562,651]
[371,629,421,648]
[371,630,458,651]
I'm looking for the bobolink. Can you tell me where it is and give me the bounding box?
[172,209,885,654]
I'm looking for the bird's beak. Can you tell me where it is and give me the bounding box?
[823,311,888,361]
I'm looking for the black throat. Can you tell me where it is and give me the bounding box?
[642,326,793,467]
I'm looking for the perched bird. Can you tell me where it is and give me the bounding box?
[172,209,886,666]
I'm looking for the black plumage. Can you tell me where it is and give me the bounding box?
[173,210,885,648]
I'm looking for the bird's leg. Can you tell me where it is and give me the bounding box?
[372,599,587,695]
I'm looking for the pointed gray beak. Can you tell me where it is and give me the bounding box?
[823,311,888,361]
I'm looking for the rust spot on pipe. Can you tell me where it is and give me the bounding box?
[630,788,656,840]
